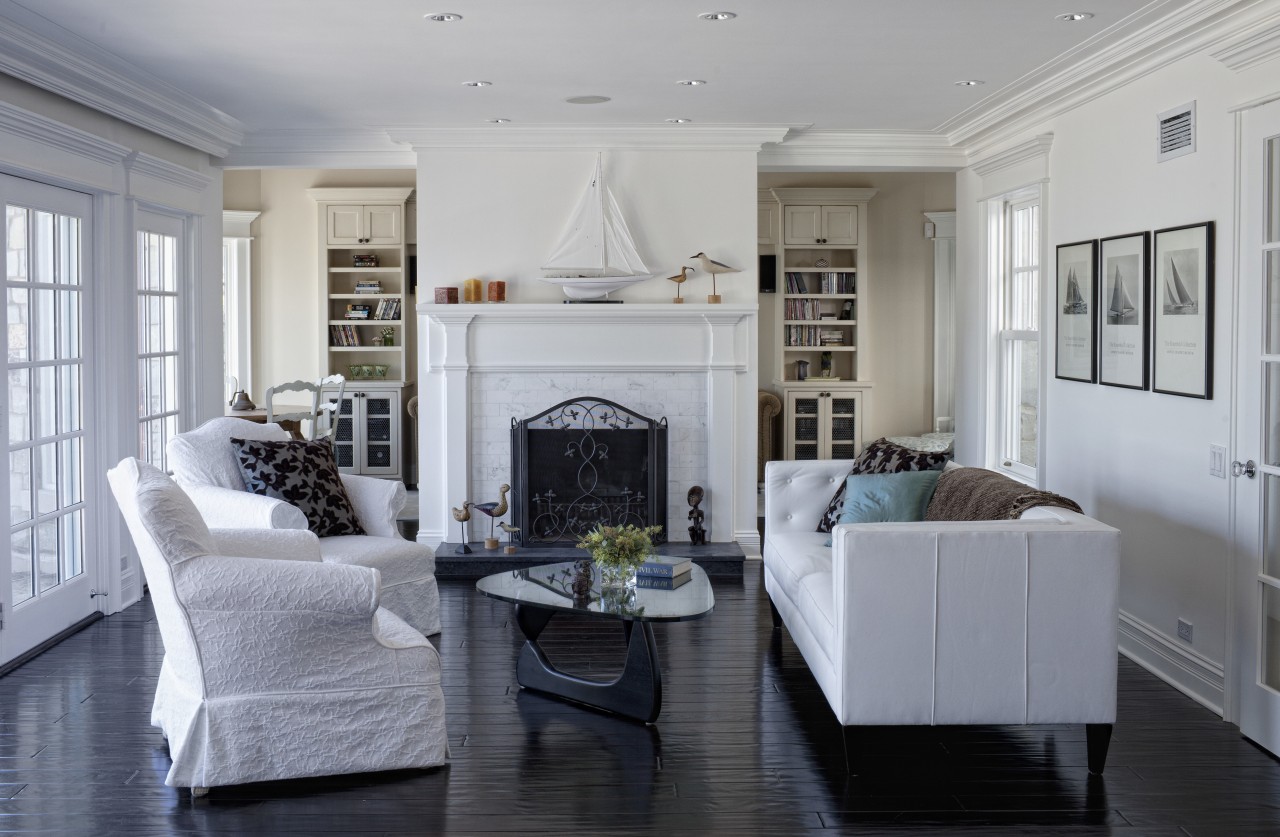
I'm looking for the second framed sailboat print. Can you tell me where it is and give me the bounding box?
[1056,239,1098,383]
[1152,222,1214,399]
[1098,232,1150,390]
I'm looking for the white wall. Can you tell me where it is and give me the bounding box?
[222,168,416,397]
[954,51,1280,713]
[758,172,956,440]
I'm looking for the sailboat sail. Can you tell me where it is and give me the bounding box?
[1062,269,1088,314]
[543,155,651,277]
[1108,266,1134,318]
[1164,258,1195,311]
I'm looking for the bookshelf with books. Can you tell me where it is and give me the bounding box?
[768,188,877,462]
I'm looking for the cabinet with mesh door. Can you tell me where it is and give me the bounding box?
[324,386,404,478]
[782,387,866,461]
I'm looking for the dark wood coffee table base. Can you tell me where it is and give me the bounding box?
[514,603,662,723]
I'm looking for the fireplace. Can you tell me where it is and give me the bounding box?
[511,397,668,547]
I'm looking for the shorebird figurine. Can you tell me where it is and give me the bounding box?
[451,502,473,554]
[690,252,741,303]
[473,484,510,549]
[498,521,520,555]
[665,266,693,304]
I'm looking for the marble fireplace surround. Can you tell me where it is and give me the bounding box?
[417,303,759,556]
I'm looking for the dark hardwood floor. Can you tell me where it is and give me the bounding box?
[2,564,1279,835]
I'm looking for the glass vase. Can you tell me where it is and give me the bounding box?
[597,562,636,591]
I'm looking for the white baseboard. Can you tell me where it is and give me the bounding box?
[735,530,762,558]
[1117,609,1224,716]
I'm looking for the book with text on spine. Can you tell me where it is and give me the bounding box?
[635,573,693,590]
[636,557,693,578]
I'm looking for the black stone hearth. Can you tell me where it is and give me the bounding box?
[511,397,667,547]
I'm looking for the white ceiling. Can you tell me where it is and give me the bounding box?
[14,0,1161,134]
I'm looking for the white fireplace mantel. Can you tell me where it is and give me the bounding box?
[417,302,760,555]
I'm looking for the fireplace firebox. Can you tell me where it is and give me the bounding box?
[511,398,667,547]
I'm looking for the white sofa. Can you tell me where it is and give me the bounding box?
[763,459,1120,773]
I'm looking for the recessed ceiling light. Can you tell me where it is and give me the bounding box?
[666,118,693,123]
[424,12,462,22]
[462,80,493,87]
[488,118,511,124]
[1055,12,1095,22]
[698,12,737,21]
[954,79,985,87]
[676,79,708,86]
[565,95,612,105]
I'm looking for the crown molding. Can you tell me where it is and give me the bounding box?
[940,0,1274,157]
[769,187,878,203]
[125,151,212,192]
[384,123,797,151]
[223,210,260,237]
[970,134,1054,178]
[219,129,417,169]
[306,187,414,203]
[0,98,129,166]
[1211,14,1280,71]
[758,130,968,171]
[0,0,243,156]
[924,211,957,239]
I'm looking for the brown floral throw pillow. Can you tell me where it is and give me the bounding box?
[816,438,952,533]
[231,438,365,537]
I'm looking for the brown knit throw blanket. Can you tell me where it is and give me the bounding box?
[924,468,1083,521]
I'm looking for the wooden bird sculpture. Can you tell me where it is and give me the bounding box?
[690,252,741,303]
[473,484,511,544]
[665,266,693,303]
[451,502,473,554]
[498,521,520,555]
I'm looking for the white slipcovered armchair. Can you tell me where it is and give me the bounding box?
[106,458,448,795]
[166,417,440,635]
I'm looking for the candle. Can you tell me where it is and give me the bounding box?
[433,287,458,304]
[463,278,482,303]
[487,280,506,303]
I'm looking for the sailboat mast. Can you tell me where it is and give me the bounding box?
[595,153,607,274]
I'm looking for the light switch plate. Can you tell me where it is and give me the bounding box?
[1209,444,1227,479]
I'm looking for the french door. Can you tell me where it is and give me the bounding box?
[1,174,97,665]
[1232,99,1280,756]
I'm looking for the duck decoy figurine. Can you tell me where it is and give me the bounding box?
[451,502,473,554]
[665,266,693,304]
[498,521,520,555]
[690,252,741,304]
[473,484,510,549]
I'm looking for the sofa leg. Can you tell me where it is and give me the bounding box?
[768,597,782,629]
[1086,723,1112,775]
[841,726,860,774]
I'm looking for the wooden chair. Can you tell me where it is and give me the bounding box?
[265,375,347,441]
[315,374,347,442]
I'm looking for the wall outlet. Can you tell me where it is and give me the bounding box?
[1209,444,1227,479]
[1177,618,1193,644]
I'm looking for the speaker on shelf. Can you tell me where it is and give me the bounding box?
[759,254,776,293]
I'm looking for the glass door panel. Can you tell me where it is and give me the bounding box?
[362,393,395,474]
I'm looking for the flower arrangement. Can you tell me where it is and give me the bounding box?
[577,523,662,588]
[380,326,395,346]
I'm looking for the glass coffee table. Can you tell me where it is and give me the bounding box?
[476,561,715,723]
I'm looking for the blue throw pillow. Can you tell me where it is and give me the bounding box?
[824,470,942,545]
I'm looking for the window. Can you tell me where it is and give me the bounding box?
[136,220,183,470]
[221,211,256,397]
[989,190,1041,483]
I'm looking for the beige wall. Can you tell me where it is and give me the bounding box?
[222,168,415,398]
[757,171,955,440]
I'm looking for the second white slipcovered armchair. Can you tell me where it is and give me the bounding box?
[167,417,441,635]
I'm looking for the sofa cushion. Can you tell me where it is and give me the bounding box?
[231,438,365,538]
[763,531,831,607]
[817,438,952,532]
[319,536,435,587]
[823,470,942,545]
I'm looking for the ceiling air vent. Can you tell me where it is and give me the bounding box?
[1157,102,1196,162]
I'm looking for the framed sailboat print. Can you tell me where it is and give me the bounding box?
[1152,222,1214,399]
[1098,232,1150,389]
[1055,239,1098,383]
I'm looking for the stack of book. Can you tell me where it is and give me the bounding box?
[635,556,693,590]
[373,298,402,320]
[353,254,378,267]
[354,280,382,294]
[820,329,845,346]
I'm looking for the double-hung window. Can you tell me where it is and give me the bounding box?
[989,190,1041,483]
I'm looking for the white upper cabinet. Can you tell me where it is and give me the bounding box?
[758,202,779,246]
[821,205,859,245]
[326,204,403,246]
[327,205,365,245]
[784,204,858,245]
[364,206,402,245]
[783,205,822,245]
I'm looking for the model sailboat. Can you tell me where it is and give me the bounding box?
[1107,266,1135,320]
[540,154,657,300]
[1062,269,1088,314]
[1163,258,1197,314]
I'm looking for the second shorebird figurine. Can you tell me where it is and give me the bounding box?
[473,484,510,549]
[665,266,693,303]
[690,252,741,303]
[451,502,473,554]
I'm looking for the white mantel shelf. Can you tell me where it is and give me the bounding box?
[416,301,760,557]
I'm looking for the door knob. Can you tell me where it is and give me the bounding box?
[1232,459,1257,478]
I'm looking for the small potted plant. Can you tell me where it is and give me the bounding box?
[577,523,663,590]
[380,326,395,347]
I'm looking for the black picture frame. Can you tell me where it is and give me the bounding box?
[1152,222,1214,399]
[1055,239,1098,383]
[1098,231,1151,390]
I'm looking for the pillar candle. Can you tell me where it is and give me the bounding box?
[463,277,482,303]
[487,280,507,303]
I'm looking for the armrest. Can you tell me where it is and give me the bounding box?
[174,554,379,617]
[183,484,308,531]
[208,528,322,563]
[339,473,405,539]
[764,459,854,536]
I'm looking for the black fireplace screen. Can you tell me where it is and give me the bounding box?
[511,398,668,547]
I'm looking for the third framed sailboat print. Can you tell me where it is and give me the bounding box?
[1056,239,1098,383]
[1098,232,1150,390]
[1152,222,1214,399]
